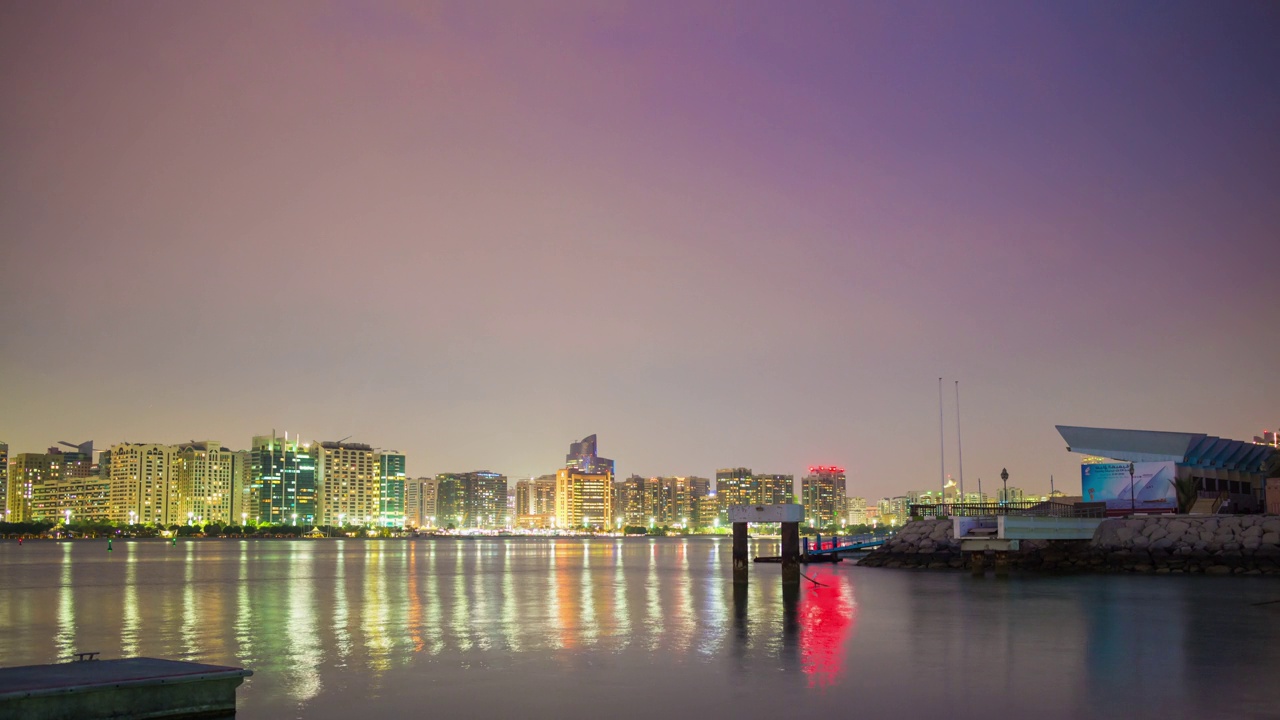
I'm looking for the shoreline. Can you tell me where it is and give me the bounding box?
[858,516,1280,575]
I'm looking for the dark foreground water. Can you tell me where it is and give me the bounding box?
[2,538,1279,720]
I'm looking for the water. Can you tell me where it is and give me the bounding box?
[1,538,1278,720]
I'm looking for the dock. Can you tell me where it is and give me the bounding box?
[0,657,252,720]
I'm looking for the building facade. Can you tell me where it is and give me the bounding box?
[249,434,317,526]
[378,451,407,528]
[107,443,176,525]
[802,466,846,528]
[173,441,242,525]
[555,468,613,530]
[566,434,615,475]
[316,441,379,526]
[7,452,58,522]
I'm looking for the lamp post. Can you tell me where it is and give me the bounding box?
[1128,462,1136,516]
[1000,468,1009,510]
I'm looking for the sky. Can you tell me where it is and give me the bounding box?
[2,1,1278,500]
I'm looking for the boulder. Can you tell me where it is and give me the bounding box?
[1206,565,1232,575]
[1166,520,1190,535]
[1243,525,1263,538]
[1262,532,1280,546]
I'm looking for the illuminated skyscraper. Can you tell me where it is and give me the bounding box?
[464,471,507,528]
[618,475,647,525]
[250,434,316,525]
[316,441,378,526]
[566,434,614,475]
[173,441,243,525]
[754,473,795,505]
[405,477,438,528]
[107,443,176,525]
[6,452,58,522]
[555,467,613,530]
[0,442,7,516]
[715,467,753,522]
[378,451,407,527]
[435,473,464,528]
[802,466,846,528]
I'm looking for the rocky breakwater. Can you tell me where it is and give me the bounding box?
[858,515,1280,574]
[1089,515,1280,574]
[856,518,963,569]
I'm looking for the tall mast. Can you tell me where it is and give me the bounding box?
[955,380,964,499]
[938,377,945,503]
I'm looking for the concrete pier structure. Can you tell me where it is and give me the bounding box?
[0,657,252,720]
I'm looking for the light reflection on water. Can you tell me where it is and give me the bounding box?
[1,538,1279,720]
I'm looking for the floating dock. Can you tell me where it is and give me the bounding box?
[0,657,252,720]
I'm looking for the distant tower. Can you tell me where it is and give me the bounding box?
[566,434,615,476]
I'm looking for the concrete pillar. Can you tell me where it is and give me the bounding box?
[994,551,1010,578]
[732,521,749,585]
[781,521,800,586]
[969,552,986,576]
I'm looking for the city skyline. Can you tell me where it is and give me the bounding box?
[2,3,1279,503]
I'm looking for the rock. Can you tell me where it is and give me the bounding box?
[1132,536,1151,548]
[1243,525,1263,538]
[1151,537,1174,550]
[1166,520,1190,535]
[1206,565,1232,575]
[1262,519,1280,533]
[1115,527,1136,543]
[1243,537,1262,551]
[1147,527,1168,542]
[1262,533,1280,546]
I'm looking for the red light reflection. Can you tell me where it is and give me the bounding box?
[799,577,855,688]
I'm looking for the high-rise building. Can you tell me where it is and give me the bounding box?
[249,434,317,526]
[107,443,176,525]
[464,471,507,529]
[688,476,716,529]
[7,452,58,522]
[378,451,407,528]
[435,473,465,528]
[754,473,795,505]
[173,441,242,525]
[514,475,556,529]
[555,467,613,530]
[98,448,111,479]
[316,441,379,526]
[566,434,615,475]
[715,467,754,522]
[53,441,95,479]
[405,477,438,528]
[30,470,111,523]
[802,465,846,528]
[846,496,868,525]
[618,475,647,525]
[0,442,8,516]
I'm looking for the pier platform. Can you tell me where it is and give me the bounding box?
[0,657,252,720]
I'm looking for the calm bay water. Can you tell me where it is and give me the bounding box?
[1,538,1278,720]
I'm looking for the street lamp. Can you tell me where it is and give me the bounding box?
[1128,462,1136,516]
[1000,468,1009,509]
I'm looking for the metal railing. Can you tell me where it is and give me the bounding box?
[908,501,1106,519]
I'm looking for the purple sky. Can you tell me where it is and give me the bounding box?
[2,1,1278,499]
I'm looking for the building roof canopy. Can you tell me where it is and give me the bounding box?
[1056,425,1276,474]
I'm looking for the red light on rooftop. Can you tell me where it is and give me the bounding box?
[808,465,845,474]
